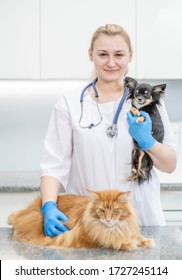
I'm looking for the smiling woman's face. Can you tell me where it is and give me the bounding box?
[89,34,132,83]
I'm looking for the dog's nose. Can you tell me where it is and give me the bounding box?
[137,96,143,102]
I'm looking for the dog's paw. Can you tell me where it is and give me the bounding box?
[130,107,140,116]
[127,174,137,181]
[127,168,138,181]
[136,116,145,124]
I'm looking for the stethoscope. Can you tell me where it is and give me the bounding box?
[79,78,128,138]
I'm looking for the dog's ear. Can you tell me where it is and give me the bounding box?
[125,76,138,90]
[152,84,166,94]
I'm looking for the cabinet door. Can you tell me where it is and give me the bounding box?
[136,0,182,79]
[0,0,40,79]
[161,191,182,225]
[155,122,181,184]
[41,0,136,79]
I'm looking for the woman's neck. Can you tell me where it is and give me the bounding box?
[91,79,124,103]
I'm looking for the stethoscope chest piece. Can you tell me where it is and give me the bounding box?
[106,123,118,138]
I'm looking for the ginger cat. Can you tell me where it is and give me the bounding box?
[8,190,154,251]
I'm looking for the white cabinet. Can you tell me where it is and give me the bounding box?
[0,0,136,80]
[40,0,136,79]
[136,0,182,79]
[156,122,182,184]
[0,0,40,79]
[1,1,182,79]
[161,191,182,225]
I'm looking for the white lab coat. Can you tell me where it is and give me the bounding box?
[40,86,176,226]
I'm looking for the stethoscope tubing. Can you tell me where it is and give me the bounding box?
[79,78,128,136]
[80,78,98,103]
[112,87,128,125]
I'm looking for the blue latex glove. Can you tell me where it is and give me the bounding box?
[41,201,69,237]
[127,110,156,150]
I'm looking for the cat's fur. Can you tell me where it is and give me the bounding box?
[8,189,154,251]
[125,76,166,184]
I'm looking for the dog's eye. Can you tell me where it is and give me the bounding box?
[136,90,139,93]
[144,90,148,94]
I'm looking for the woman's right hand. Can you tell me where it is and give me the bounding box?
[41,201,69,237]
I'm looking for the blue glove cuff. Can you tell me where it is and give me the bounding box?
[140,137,156,151]
[41,201,58,215]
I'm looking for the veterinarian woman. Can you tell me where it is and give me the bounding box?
[40,24,177,237]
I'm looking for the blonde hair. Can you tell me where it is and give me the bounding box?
[90,24,132,53]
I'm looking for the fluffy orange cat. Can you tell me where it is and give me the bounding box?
[8,189,154,251]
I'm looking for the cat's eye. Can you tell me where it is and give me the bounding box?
[99,208,105,212]
[112,208,119,212]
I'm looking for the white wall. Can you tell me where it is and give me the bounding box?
[0,80,86,171]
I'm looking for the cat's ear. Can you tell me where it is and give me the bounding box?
[117,191,130,202]
[86,189,100,201]
[152,84,166,94]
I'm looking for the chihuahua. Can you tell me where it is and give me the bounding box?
[125,76,166,184]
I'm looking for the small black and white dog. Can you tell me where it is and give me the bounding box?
[125,76,166,184]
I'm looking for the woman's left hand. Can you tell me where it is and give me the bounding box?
[127,110,156,150]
